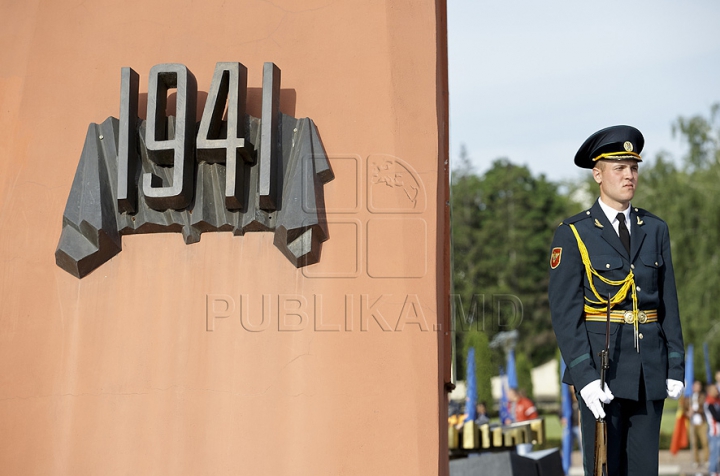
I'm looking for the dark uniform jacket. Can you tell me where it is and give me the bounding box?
[549,200,684,401]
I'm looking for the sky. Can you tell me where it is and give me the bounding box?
[448,0,720,182]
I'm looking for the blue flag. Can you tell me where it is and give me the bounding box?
[507,348,518,390]
[684,344,694,398]
[464,347,477,422]
[499,366,512,425]
[560,358,574,475]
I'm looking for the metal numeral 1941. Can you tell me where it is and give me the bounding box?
[56,62,333,278]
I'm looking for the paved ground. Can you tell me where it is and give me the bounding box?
[568,448,712,476]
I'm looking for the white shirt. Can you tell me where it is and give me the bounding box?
[597,198,631,237]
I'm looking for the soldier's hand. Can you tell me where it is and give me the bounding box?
[666,379,684,399]
[580,379,614,419]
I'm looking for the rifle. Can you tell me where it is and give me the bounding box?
[593,294,611,476]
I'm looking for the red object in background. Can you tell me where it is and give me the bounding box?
[669,402,688,455]
[515,396,539,422]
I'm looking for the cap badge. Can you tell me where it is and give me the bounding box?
[624,141,634,152]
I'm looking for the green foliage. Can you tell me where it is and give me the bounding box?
[452,154,576,378]
[515,351,534,400]
[462,330,494,411]
[452,104,720,396]
[634,103,720,379]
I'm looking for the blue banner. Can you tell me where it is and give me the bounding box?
[499,366,512,424]
[560,358,573,475]
[464,347,477,422]
[507,348,518,390]
[684,344,694,398]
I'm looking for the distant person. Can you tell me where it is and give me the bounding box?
[448,400,465,430]
[460,396,476,427]
[507,388,538,455]
[687,380,709,468]
[475,401,490,426]
[507,388,538,423]
[705,384,720,476]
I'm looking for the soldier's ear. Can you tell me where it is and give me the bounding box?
[592,167,603,185]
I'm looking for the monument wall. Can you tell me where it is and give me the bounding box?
[0,0,451,474]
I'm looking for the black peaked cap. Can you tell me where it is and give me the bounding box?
[574,125,644,169]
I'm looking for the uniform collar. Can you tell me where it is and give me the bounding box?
[590,200,647,262]
[590,201,628,258]
[597,198,631,234]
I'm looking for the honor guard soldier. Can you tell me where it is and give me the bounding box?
[548,125,685,476]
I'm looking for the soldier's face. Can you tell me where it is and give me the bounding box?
[592,159,639,209]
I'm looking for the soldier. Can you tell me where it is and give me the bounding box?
[548,125,685,476]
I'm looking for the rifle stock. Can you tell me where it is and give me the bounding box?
[593,419,608,476]
[593,294,612,476]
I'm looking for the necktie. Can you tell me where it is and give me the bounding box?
[617,212,630,255]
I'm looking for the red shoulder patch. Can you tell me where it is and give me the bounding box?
[550,247,562,269]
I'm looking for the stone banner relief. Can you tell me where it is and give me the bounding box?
[56,62,334,278]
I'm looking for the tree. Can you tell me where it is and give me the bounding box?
[462,330,494,412]
[515,351,534,401]
[634,104,720,379]
[451,105,720,392]
[452,154,576,377]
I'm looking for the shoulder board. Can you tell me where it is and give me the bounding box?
[563,209,592,225]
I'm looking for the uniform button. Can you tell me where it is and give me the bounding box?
[639,333,644,340]
[631,264,635,269]
[655,262,659,266]
[606,264,610,268]
[586,211,591,215]
[637,287,641,292]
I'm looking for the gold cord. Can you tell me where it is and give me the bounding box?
[569,224,640,347]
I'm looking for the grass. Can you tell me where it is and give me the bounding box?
[660,398,680,450]
[543,414,563,449]
[540,398,681,451]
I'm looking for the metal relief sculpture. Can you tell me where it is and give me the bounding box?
[56,62,334,278]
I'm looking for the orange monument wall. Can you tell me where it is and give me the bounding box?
[0,0,451,474]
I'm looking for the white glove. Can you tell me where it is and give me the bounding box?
[580,379,614,420]
[666,379,684,399]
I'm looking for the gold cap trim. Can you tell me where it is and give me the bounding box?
[592,151,642,162]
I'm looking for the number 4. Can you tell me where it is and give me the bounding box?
[196,62,254,210]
